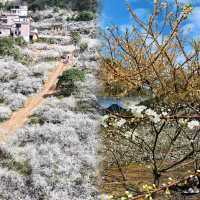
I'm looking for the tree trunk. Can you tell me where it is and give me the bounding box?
[153,168,161,186]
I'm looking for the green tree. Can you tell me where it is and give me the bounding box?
[57,68,85,96]
[70,31,81,48]
[80,42,88,52]
[75,11,95,21]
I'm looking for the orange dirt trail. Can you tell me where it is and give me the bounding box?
[0,55,74,142]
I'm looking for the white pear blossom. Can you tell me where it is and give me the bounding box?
[162,112,168,117]
[145,109,161,123]
[187,120,200,129]
[0,59,53,110]
[124,131,132,138]
[126,104,146,118]
[4,93,27,111]
[0,106,12,121]
[116,118,126,127]
[101,115,109,127]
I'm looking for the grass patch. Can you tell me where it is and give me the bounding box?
[29,114,44,125]
[0,148,32,176]
[80,42,88,52]
[66,11,95,21]
[36,37,58,44]
[0,37,32,65]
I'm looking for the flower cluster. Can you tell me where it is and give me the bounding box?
[120,191,133,200]
[143,184,157,200]
[97,194,113,200]
[187,120,200,129]
[182,4,193,18]
[178,119,200,129]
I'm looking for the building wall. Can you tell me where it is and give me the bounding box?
[0,28,10,37]
[6,15,19,25]
[20,23,30,42]
[11,6,28,17]
[0,6,30,42]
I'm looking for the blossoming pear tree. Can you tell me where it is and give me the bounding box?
[100,0,200,199]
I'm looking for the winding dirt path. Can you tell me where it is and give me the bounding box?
[0,54,74,142]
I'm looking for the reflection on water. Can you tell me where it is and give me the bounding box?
[97,96,147,109]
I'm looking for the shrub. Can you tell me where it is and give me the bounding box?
[0,37,30,64]
[14,37,27,47]
[36,37,57,44]
[70,31,81,47]
[75,11,95,21]
[1,159,32,176]
[59,68,85,82]
[53,7,59,12]
[75,0,97,12]
[66,11,95,22]
[0,37,16,57]
[29,115,44,125]
[57,68,85,96]
[66,15,76,21]
[80,42,88,52]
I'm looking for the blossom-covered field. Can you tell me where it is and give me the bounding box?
[0,17,101,199]
[0,35,74,121]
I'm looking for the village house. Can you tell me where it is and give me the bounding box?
[0,5,31,42]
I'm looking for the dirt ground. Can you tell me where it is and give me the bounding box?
[100,162,200,200]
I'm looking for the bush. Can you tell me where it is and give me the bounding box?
[0,37,30,64]
[59,68,85,82]
[74,0,97,12]
[80,42,88,52]
[14,37,27,47]
[66,15,76,21]
[29,115,44,125]
[0,37,16,57]
[66,11,95,22]
[70,31,81,46]
[36,37,57,44]
[75,11,95,21]
[57,68,85,96]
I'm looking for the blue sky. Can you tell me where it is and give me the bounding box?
[101,0,200,39]
[101,0,153,28]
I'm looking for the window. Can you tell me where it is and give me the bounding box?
[16,24,21,28]
[2,19,7,23]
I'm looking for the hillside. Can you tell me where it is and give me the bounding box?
[5,0,98,11]
[0,2,100,199]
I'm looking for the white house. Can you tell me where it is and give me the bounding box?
[0,5,31,42]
